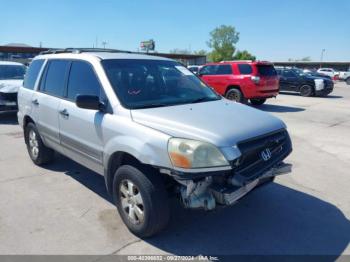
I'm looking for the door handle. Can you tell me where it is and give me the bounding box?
[31,99,39,106]
[59,109,69,117]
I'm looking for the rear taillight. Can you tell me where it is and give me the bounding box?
[251,76,260,84]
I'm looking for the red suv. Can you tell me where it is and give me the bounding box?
[199,61,279,105]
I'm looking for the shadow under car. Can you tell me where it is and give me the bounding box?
[42,154,350,258]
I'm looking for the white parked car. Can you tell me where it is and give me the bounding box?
[187,65,202,75]
[0,61,26,111]
[317,68,339,79]
[338,71,350,84]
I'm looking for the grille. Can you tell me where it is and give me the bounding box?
[232,129,292,180]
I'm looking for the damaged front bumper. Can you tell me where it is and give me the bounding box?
[178,162,292,210]
[0,92,18,111]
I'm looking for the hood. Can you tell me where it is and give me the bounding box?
[131,99,286,147]
[0,80,23,93]
[303,74,331,82]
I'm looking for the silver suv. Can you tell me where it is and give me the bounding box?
[18,49,292,237]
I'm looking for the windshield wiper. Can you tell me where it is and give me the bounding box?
[190,96,219,104]
[133,103,169,109]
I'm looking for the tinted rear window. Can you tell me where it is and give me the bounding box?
[23,60,44,90]
[42,60,69,97]
[238,64,253,75]
[257,65,277,76]
[216,65,232,75]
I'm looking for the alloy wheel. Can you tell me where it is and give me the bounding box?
[119,179,145,225]
[227,91,240,102]
[28,129,39,159]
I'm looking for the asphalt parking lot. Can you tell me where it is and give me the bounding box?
[0,82,349,257]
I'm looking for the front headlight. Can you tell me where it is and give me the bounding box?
[168,138,229,169]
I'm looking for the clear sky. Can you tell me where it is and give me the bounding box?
[2,0,349,61]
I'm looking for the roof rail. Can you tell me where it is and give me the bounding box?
[220,60,253,63]
[220,60,273,63]
[39,48,133,55]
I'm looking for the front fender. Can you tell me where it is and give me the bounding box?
[103,135,173,169]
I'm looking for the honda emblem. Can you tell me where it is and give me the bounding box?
[261,148,272,161]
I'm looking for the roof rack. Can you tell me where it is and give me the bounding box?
[220,60,273,63]
[220,60,253,63]
[39,48,133,55]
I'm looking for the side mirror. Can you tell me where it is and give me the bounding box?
[76,95,104,111]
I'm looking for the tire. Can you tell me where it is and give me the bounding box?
[225,88,247,103]
[24,122,55,165]
[250,98,266,105]
[299,85,314,97]
[346,78,350,85]
[113,165,170,238]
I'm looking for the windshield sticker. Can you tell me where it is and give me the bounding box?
[175,66,193,76]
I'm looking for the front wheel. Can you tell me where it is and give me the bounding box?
[346,78,350,85]
[24,123,55,165]
[250,98,266,105]
[113,165,170,238]
[299,85,314,97]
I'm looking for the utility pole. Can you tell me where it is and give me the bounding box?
[320,49,325,68]
[102,41,108,49]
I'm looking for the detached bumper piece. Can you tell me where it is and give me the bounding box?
[0,92,18,111]
[211,162,292,205]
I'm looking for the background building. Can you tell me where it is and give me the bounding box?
[0,43,206,66]
[0,44,48,64]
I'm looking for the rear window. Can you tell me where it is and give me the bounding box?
[42,60,70,97]
[238,64,252,74]
[257,65,277,76]
[216,65,232,75]
[23,60,44,90]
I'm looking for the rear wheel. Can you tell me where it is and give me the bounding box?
[24,123,55,165]
[299,85,314,97]
[346,78,350,85]
[225,88,247,103]
[113,165,170,238]
[250,98,266,105]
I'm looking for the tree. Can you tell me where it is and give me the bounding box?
[233,50,256,61]
[207,25,240,62]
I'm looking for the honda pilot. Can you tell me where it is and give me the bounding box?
[18,49,292,237]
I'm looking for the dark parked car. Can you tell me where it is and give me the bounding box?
[276,67,333,97]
